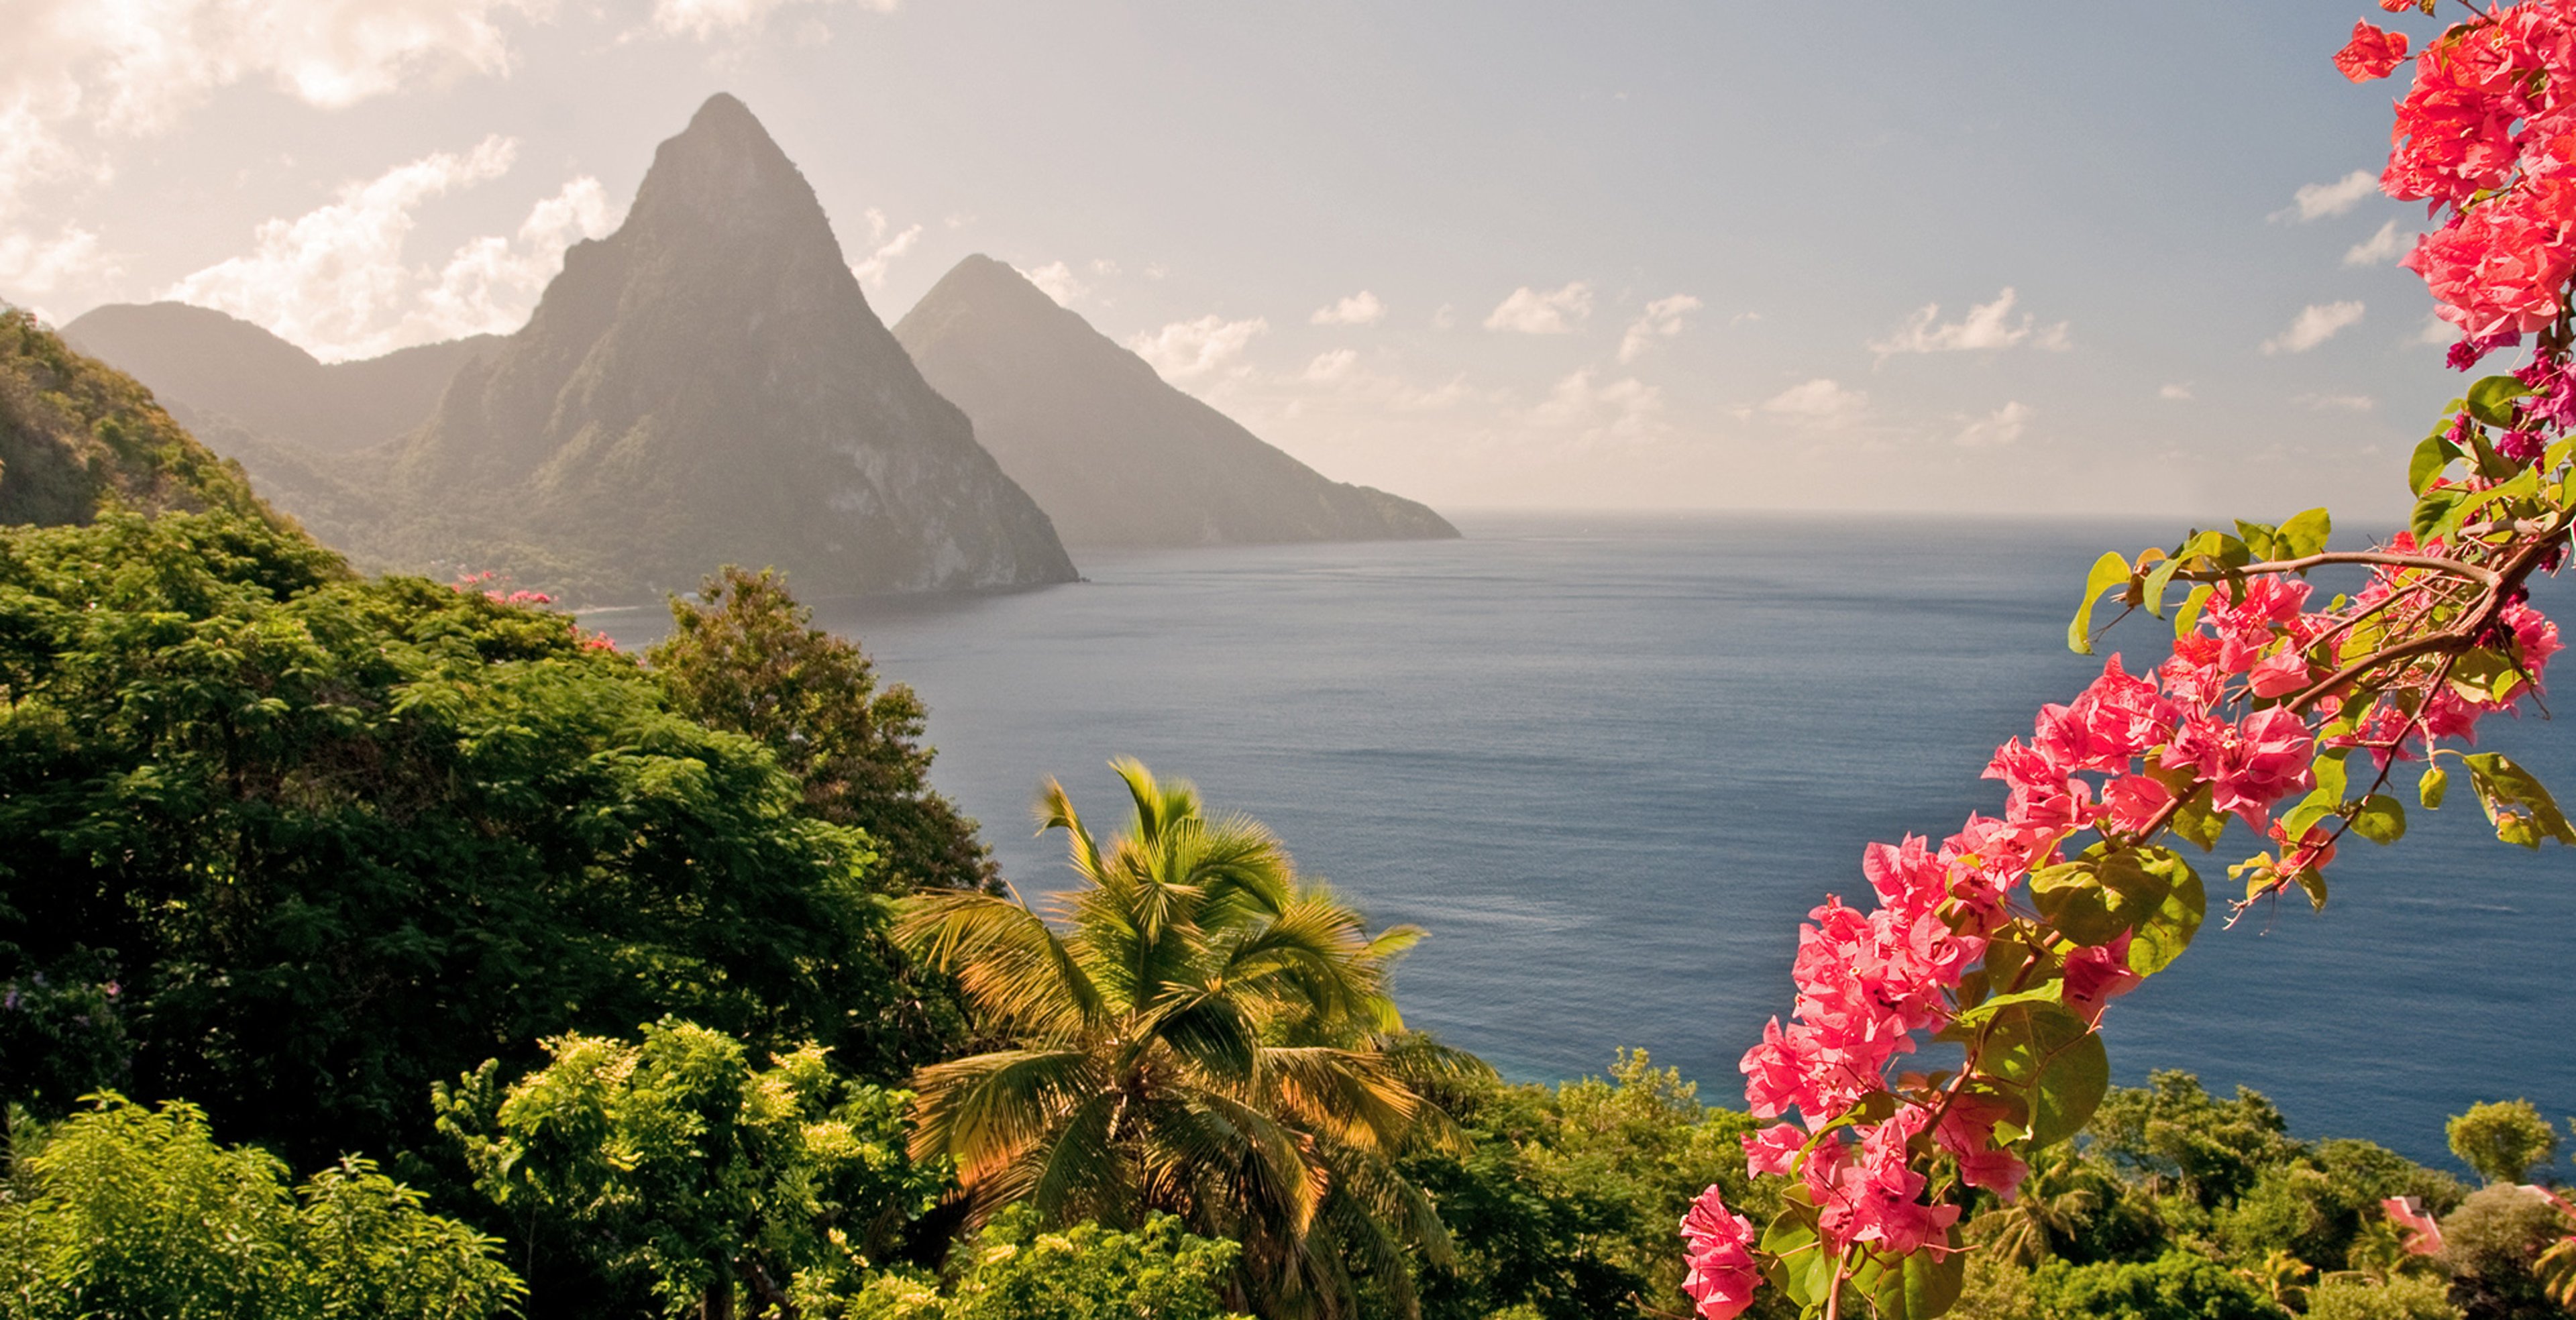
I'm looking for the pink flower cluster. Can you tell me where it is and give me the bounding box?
[2356,4,2576,344]
[1682,1188,1762,1320]
[1695,544,2575,1317]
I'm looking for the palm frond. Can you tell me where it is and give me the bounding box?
[906,1048,1102,1182]
[895,891,1104,1034]
[1257,1046,1424,1154]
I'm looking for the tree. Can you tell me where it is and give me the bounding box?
[649,565,998,894]
[0,1095,522,1319]
[1402,1050,1775,1320]
[898,759,1465,1319]
[2089,1073,2297,1210]
[830,1207,1250,1320]
[2438,1185,2572,1320]
[0,510,936,1167]
[2448,1103,2561,1187]
[434,1018,947,1320]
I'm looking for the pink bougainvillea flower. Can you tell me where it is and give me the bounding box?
[1681,1186,1764,1320]
[2100,774,2174,836]
[2505,599,2566,677]
[2163,708,2316,828]
[2246,650,2316,699]
[1744,1121,1807,1178]
[2338,19,2412,81]
[2061,935,2144,1026]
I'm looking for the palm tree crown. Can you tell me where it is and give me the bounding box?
[898,759,1468,1318]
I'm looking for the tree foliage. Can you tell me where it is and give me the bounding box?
[1401,1050,1772,1320]
[0,510,943,1166]
[2448,1103,2561,1187]
[650,565,999,894]
[0,1095,521,1319]
[832,1207,1250,1320]
[436,1018,947,1319]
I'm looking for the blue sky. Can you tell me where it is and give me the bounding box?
[0,1,2463,520]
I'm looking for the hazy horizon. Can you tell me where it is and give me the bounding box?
[1,2,2454,525]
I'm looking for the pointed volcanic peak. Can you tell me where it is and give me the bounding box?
[384,94,1074,602]
[63,301,497,452]
[892,254,1458,550]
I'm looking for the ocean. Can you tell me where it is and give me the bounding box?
[591,511,2576,1171]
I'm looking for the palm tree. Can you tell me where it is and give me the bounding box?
[1966,1148,2110,1268]
[896,759,1471,1318]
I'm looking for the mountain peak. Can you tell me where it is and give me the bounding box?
[623,92,826,248]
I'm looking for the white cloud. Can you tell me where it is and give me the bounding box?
[1762,378,1867,426]
[1870,287,2070,358]
[2295,392,2376,412]
[406,174,614,343]
[649,0,897,41]
[847,207,921,286]
[0,225,114,299]
[1127,314,1269,381]
[2344,219,2410,266]
[2415,313,2457,345]
[1311,290,1386,326]
[1955,401,2032,448]
[2159,383,2194,401]
[1484,281,1593,334]
[161,137,619,360]
[1533,368,1664,445]
[2277,170,2379,223]
[1430,304,1457,329]
[2261,300,2365,355]
[1287,349,1472,411]
[1016,260,1087,306]
[1617,293,1701,363]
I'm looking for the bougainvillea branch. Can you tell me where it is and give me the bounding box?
[1683,9,2576,1319]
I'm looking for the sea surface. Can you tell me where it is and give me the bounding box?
[592,511,2576,1171]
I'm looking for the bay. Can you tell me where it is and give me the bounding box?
[592,510,2576,1170]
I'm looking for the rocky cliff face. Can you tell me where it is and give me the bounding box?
[378,95,1074,603]
[893,254,1458,549]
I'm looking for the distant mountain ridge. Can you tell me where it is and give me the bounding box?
[0,306,295,533]
[894,254,1458,549]
[62,302,498,453]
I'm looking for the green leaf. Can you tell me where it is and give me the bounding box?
[2141,552,2186,618]
[2311,751,2349,804]
[1851,1235,1967,1320]
[2166,785,2229,852]
[2467,373,2533,427]
[1951,983,2074,1028]
[2124,850,2205,977]
[2275,507,2332,559]
[2030,861,2129,946]
[1974,999,2110,1148]
[2420,765,2450,810]
[2410,433,2454,497]
[2174,584,2214,641]
[2296,869,2328,912]
[2234,520,2280,561]
[2410,488,2467,542]
[2068,551,2133,655]
[2352,793,2407,845]
[1760,1192,1825,1307]
[2461,752,2576,846]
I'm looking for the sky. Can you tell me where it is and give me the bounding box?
[0,0,2475,521]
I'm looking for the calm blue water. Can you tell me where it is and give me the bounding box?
[593,512,2576,1171]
